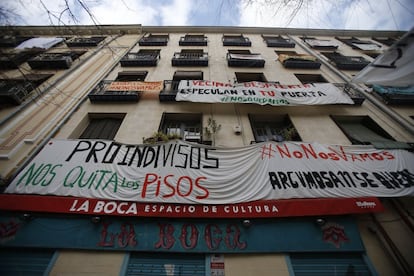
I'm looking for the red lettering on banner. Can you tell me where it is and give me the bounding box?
[261,143,396,162]
[141,173,209,200]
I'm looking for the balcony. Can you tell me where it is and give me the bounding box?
[0,74,52,105]
[172,50,208,66]
[0,80,34,105]
[138,34,169,46]
[28,52,81,69]
[262,35,295,48]
[278,53,321,69]
[322,52,370,70]
[336,37,382,51]
[222,35,251,46]
[227,52,265,68]
[333,83,366,105]
[179,35,207,46]
[0,51,36,69]
[302,38,339,50]
[0,36,32,47]
[66,36,106,47]
[120,50,160,67]
[159,80,179,102]
[88,80,141,102]
[372,85,414,105]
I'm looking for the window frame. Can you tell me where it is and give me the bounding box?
[79,113,125,140]
[159,112,203,143]
[249,114,301,143]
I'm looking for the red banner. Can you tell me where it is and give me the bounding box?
[0,195,383,218]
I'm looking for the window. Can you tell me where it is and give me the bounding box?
[372,37,398,46]
[172,49,208,66]
[336,36,382,51]
[294,74,327,84]
[222,34,251,46]
[138,34,169,46]
[332,115,411,149]
[276,50,321,69]
[65,36,106,47]
[0,74,52,106]
[0,248,56,275]
[249,114,301,142]
[160,71,203,102]
[124,253,206,276]
[289,253,376,276]
[28,51,85,70]
[179,34,207,46]
[0,36,32,47]
[0,51,37,69]
[227,50,265,67]
[262,35,295,48]
[235,72,267,83]
[120,49,161,67]
[115,71,148,81]
[160,113,202,142]
[301,37,340,50]
[371,85,414,105]
[322,52,370,70]
[80,114,125,140]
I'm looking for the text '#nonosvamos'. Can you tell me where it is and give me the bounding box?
[262,143,395,162]
[65,140,219,169]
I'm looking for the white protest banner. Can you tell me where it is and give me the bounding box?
[6,139,414,204]
[176,80,354,105]
[352,28,414,86]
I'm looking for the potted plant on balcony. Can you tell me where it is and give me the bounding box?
[204,117,221,146]
[142,132,181,144]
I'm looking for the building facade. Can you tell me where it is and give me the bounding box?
[0,25,413,275]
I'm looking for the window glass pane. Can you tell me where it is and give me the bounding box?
[80,117,123,140]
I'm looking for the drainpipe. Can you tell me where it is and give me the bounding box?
[5,32,142,183]
[288,35,414,136]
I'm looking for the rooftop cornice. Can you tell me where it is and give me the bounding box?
[0,24,405,37]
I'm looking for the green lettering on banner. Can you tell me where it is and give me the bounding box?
[16,163,62,187]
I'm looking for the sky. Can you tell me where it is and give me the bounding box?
[1,0,413,31]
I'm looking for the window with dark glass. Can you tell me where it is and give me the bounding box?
[159,113,202,143]
[160,71,203,102]
[249,114,301,143]
[335,36,382,51]
[179,34,208,46]
[322,52,370,70]
[235,72,267,83]
[80,114,125,140]
[222,34,251,46]
[27,51,85,70]
[115,71,148,81]
[262,35,295,48]
[172,49,208,66]
[120,49,161,67]
[331,115,411,149]
[0,74,52,106]
[372,37,398,46]
[294,74,327,84]
[227,50,265,67]
[138,34,169,46]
